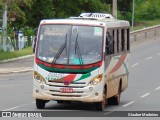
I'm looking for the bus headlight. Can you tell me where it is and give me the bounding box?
[34,71,46,84]
[89,74,102,86]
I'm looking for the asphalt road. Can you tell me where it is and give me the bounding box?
[0,39,160,119]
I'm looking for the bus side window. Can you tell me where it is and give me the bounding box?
[117,29,119,53]
[127,29,130,51]
[113,30,118,54]
[118,29,122,52]
[125,29,127,51]
[106,32,114,55]
[121,29,125,51]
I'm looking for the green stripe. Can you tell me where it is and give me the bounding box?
[75,73,91,82]
[114,56,120,60]
[114,56,128,74]
[38,64,99,73]
[123,63,129,74]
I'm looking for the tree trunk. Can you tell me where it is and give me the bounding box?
[15,32,19,50]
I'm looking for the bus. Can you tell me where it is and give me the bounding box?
[33,13,130,111]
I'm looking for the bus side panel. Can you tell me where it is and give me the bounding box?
[105,53,129,99]
[121,74,129,92]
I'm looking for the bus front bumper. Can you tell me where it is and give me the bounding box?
[33,82,103,103]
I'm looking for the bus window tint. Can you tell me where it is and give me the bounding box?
[127,29,130,51]
[106,32,114,54]
[37,25,103,65]
[117,29,119,53]
[121,29,125,51]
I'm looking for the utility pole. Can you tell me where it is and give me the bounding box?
[2,1,7,52]
[112,0,117,19]
[132,0,135,30]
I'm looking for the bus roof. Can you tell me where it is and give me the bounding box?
[40,13,130,28]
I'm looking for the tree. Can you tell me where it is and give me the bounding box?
[118,0,132,13]
[52,0,110,18]
[117,0,132,22]
[6,0,33,50]
[135,0,160,21]
[29,0,54,28]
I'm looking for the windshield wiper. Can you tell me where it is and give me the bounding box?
[75,34,83,68]
[52,34,67,65]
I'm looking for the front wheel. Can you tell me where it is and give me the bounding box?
[57,100,64,104]
[95,88,106,111]
[36,99,48,109]
[108,84,121,105]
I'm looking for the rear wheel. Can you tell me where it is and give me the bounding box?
[36,99,48,109]
[57,100,64,104]
[57,100,71,104]
[108,84,121,105]
[96,88,106,111]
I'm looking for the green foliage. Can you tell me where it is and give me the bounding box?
[2,0,160,29]
[0,47,32,61]
[0,47,4,52]
[29,0,54,28]
[135,0,160,21]
[118,0,132,12]
[4,0,33,50]
[7,25,16,50]
[118,11,132,23]
[117,0,132,23]
[52,0,110,18]
[23,27,34,47]
[132,18,160,31]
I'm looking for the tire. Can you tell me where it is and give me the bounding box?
[108,84,121,105]
[36,99,47,109]
[96,88,106,111]
[64,101,71,104]
[57,100,64,104]
[57,100,71,104]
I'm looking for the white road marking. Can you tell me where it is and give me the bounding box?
[131,63,138,68]
[146,57,152,60]
[104,111,115,115]
[11,69,34,73]
[141,93,150,98]
[123,101,135,107]
[155,86,160,91]
[2,104,27,111]
[0,69,33,74]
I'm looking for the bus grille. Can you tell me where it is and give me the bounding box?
[51,94,81,97]
[47,81,86,88]
[44,81,89,97]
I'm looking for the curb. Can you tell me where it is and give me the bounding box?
[0,68,34,74]
[0,54,34,64]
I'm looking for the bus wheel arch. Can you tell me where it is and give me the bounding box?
[95,85,107,111]
[119,78,122,92]
[108,79,122,105]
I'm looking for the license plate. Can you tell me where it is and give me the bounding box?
[60,88,73,93]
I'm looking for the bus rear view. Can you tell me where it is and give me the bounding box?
[33,13,130,111]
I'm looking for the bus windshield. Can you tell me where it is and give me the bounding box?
[37,24,103,65]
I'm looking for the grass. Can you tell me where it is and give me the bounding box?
[0,47,32,61]
[131,19,160,31]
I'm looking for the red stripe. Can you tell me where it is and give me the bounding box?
[36,58,102,69]
[64,74,76,82]
[109,54,127,74]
